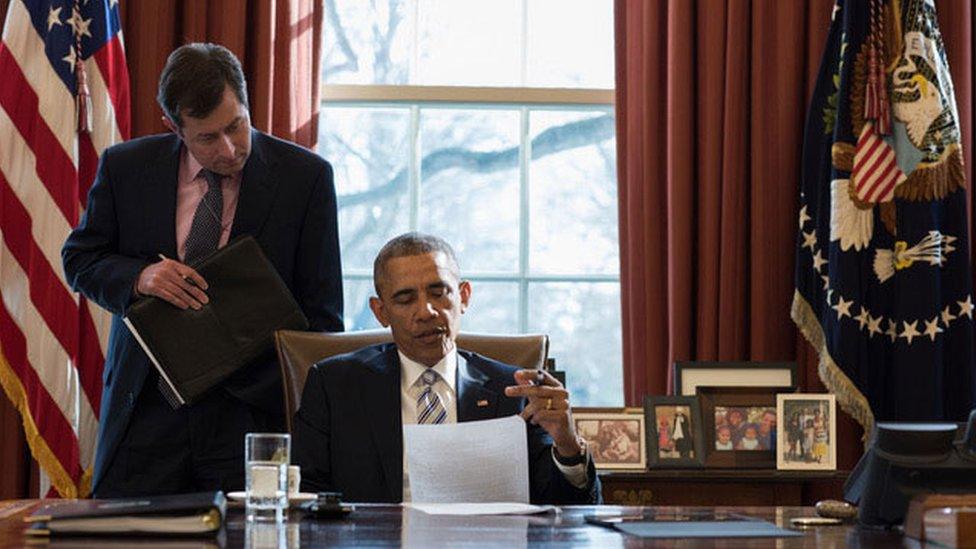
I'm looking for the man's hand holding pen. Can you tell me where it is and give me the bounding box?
[135,254,210,310]
[504,369,583,459]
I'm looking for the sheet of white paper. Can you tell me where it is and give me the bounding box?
[407,503,557,516]
[403,415,529,503]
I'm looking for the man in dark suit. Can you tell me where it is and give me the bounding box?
[62,43,343,497]
[293,233,600,504]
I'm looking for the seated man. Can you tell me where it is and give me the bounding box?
[293,233,600,504]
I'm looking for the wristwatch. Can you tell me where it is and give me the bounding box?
[553,436,589,467]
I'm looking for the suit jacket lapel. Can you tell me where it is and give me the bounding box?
[140,135,181,258]
[360,345,403,502]
[457,351,501,422]
[230,130,278,239]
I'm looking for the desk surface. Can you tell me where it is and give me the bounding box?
[0,501,910,548]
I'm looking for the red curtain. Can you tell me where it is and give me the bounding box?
[0,0,325,498]
[615,0,975,471]
[119,0,324,146]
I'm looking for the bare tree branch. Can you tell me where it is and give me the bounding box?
[337,114,613,208]
[324,0,359,75]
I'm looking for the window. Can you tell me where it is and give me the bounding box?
[320,0,620,406]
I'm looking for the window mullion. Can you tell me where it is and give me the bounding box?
[409,105,421,231]
[519,106,530,334]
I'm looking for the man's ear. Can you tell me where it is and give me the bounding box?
[459,280,472,314]
[369,296,390,327]
[161,116,179,135]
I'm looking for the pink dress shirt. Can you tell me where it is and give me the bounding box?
[175,148,242,262]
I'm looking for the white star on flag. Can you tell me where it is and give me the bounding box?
[47,6,62,30]
[833,296,853,319]
[941,305,956,327]
[867,315,883,338]
[900,320,921,345]
[854,306,870,330]
[886,319,899,342]
[802,230,817,250]
[67,8,92,39]
[958,296,974,319]
[923,317,943,342]
[812,250,828,273]
[798,205,811,227]
[61,46,76,70]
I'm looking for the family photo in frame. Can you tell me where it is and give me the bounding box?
[776,394,837,470]
[643,395,704,468]
[572,409,646,470]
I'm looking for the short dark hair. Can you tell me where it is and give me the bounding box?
[157,43,248,127]
[373,232,460,295]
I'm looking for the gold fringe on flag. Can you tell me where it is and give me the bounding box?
[791,290,875,445]
[0,347,92,498]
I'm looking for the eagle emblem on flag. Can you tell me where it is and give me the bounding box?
[793,0,974,432]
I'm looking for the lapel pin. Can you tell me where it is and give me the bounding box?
[477,399,489,407]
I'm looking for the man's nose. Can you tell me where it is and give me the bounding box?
[415,300,437,320]
[217,133,235,157]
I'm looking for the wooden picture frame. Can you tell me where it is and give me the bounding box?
[698,386,794,468]
[571,407,646,470]
[777,394,837,471]
[674,361,797,396]
[643,395,705,468]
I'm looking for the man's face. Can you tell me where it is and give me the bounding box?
[369,252,471,367]
[760,412,776,433]
[167,85,251,176]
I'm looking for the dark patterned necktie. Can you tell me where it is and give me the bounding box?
[158,169,224,408]
[183,169,224,264]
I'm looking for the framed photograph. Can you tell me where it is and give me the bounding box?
[698,386,794,468]
[777,394,837,470]
[643,395,704,468]
[674,361,797,396]
[572,408,646,470]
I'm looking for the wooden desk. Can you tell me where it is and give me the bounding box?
[0,500,904,547]
[601,469,850,506]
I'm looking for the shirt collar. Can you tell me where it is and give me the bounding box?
[398,346,458,392]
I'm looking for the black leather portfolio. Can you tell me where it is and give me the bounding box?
[123,236,309,406]
[25,491,226,536]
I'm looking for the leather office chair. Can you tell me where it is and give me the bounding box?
[275,328,550,432]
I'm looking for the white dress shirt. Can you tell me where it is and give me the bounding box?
[398,349,588,502]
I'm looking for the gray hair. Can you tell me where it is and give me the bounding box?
[373,232,460,294]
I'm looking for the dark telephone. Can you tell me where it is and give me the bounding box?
[844,409,976,527]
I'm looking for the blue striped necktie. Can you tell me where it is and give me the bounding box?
[417,369,447,425]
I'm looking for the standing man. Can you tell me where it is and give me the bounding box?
[62,43,343,497]
[293,233,600,504]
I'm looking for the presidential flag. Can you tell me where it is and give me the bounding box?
[793,0,974,434]
[0,0,129,497]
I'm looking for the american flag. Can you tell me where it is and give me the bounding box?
[0,0,129,497]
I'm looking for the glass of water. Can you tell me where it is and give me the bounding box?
[245,433,290,523]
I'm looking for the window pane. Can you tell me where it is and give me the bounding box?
[343,278,382,331]
[529,110,618,275]
[416,0,522,86]
[323,0,413,84]
[419,108,520,272]
[320,106,411,271]
[462,281,519,334]
[526,0,615,88]
[528,282,622,406]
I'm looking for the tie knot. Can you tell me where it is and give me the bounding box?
[421,369,438,387]
[200,169,222,190]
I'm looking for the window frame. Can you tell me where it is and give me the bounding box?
[322,84,617,333]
